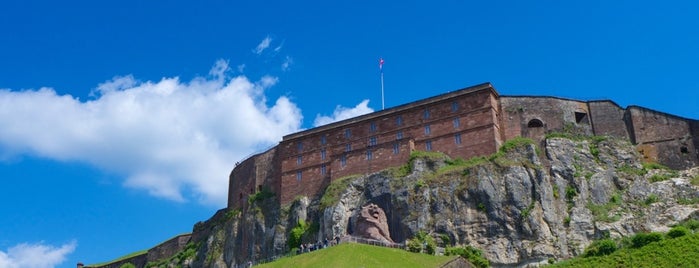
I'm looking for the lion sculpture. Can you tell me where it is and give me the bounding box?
[355,203,394,244]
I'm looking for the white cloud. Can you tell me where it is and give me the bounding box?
[237,64,246,73]
[0,241,76,268]
[313,100,374,127]
[253,36,272,55]
[281,56,293,71]
[274,40,284,53]
[0,60,303,205]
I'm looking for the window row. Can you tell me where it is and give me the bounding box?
[295,114,462,152]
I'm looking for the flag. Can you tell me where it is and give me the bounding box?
[379,58,384,71]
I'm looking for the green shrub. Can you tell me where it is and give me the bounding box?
[691,175,699,186]
[445,246,490,268]
[617,164,647,176]
[644,194,659,206]
[667,226,690,239]
[631,232,663,248]
[288,220,310,249]
[565,186,577,201]
[642,162,670,170]
[680,219,699,231]
[439,234,451,246]
[319,175,357,209]
[582,239,617,257]
[406,238,422,253]
[119,264,136,268]
[248,187,275,204]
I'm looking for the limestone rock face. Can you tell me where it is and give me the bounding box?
[149,136,699,267]
[354,203,394,243]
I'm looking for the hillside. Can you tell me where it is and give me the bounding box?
[254,243,455,268]
[91,135,699,267]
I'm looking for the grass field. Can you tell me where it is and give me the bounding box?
[255,243,456,268]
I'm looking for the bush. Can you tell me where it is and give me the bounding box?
[667,226,690,239]
[582,239,617,257]
[119,264,136,268]
[445,246,490,268]
[631,232,663,248]
[288,220,310,249]
[406,238,422,253]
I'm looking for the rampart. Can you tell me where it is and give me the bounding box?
[85,233,192,268]
[228,82,699,209]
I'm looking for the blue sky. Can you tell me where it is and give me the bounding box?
[1,1,698,267]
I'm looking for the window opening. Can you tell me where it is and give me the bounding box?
[425,140,432,151]
[296,171,302,182]
[370,122,377,132]
[452,102,458,112]
[297,156,302,165]
[344,129,352,138]
[425,125,431,135]
[396,116,403,126]
[424,109,430,119]
[369,136,377,146]
[341,155,347,167]
[397,131,403,140]
[321,135,327,145]
[453,117,460,128]
[366,150,373,160]
[321,164,326,175]
[575,112,588,124]
[321,149,326,160]
[393,143,399,154]
[345,143,352,152]
[455,133,462,144]
[527,119,544,128]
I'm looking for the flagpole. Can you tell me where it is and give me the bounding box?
[379,58,385,110]
[381,70,385,110]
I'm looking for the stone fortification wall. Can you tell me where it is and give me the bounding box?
[86,234,192,268]
[500,96,592,141]
[588,100,630,139]
[227,83,699,210]
[227,148,278,209]
[626,106,698,169]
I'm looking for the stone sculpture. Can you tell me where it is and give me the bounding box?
[355,203,394,243]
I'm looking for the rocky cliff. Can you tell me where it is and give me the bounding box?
[113,136,699,267]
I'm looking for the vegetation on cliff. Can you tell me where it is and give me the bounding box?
[549,220,699,267]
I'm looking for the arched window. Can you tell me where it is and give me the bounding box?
[527,119,544,128]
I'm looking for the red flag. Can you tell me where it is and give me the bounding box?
[379,58,384,70]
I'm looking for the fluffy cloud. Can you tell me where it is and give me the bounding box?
[0,60,302,204]
[253,36,272,55]
[0,241,76,268]
[313,100,374,127]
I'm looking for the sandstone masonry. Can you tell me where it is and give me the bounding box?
[228,83,699,209]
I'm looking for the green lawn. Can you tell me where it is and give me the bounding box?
[255,243,456,268]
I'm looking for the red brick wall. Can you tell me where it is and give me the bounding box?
[277,86,500,205]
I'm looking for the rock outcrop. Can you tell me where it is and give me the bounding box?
[94,136,699,267]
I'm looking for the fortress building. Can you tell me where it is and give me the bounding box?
[229,83,699,209]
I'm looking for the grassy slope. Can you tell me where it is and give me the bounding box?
[255,243,455,268]
[550,233,699,268]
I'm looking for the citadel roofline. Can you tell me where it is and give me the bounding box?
[282,82,496,141]
[627,105,699,122]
